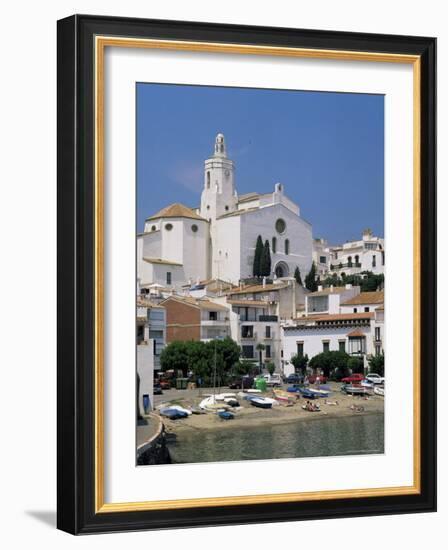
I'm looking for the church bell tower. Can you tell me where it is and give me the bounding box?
[200,133,237,223]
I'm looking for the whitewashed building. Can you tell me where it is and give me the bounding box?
[328,229,385,276]
[137,133,313,289]
[281,289,384,376]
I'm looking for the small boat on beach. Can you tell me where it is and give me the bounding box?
[218,410,234,420]
[250,397,273,409]
[342,384,370,395]
[191,406,207,414]
[223,397,239,407]
[298,387,317,399]
[307,388,330,398]
[273,388,296,403]
[169,405,192,416]
[374,386,385,396]
[199,396,230,411]
[159,407,188,420]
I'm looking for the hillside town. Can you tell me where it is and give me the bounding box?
[136,134,385,462]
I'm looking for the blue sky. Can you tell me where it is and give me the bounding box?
[137,84,384,244]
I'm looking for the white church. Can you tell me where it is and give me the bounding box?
[137,133,313,290]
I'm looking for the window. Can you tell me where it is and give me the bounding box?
[364,306,370,312]
[206,205,210,210]
[323,341,330,353]
[149,309,164,321]
[191,224,198,233]
[265,345,271,358]
[272,236,277,253]
[348,337,365,355]
[382,251,385,265]
[137,325,144,344]
[365,242,376,250]
[275,218,286,234]
[375,344,382,356]
[347,256,352,266]
[285,239,290,255]
[165,223,173,231]
[372,255,376,268]
[355,255,359,265]
[225,205,229,211]
[375,327,381,341]
[166,272,172,285]
[353,307,358,313]
[319,256,327,264]
[151,225,156,231]
[265,326,271,338]
[339,340,346,352]
[242,345,254,359]
[207,171,210,188]
[297,342,304,357]
[241,325,254,338]
[209,311,218,321]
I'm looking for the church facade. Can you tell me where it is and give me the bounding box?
[137,133,313,290]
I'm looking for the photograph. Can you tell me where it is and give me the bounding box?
[135,83,386,466]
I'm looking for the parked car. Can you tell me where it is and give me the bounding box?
[341,373,365,384]
[365,373,384,385]
[153,384,163,395]
[262,373,282,387]
[228,375,254,389]
[284,373,304,384]
[156,378,171,390]
[307,374,328,384]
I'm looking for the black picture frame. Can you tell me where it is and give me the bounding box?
[57,14,436,534]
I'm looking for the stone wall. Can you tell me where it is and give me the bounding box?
[137,415,171,465]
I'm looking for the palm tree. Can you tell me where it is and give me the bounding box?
[256,343,265,373]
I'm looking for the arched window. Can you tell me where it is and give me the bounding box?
[354,255,359,265]
[347,255,352,266]
[272,237,277,253]
[285,239,290,255]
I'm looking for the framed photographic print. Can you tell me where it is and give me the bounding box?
[57,14,436,534]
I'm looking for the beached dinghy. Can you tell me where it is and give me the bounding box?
[298,387,317,399]
[223,397,239,407]
[307,388,330,398]
[169,404,192,416]
[273,388,296,403]
[374,386,385,396]
[199,396,230,411]
[342,384,369,395]
[250,397,275,409]
[159,407,188,419]
[218,410,234,420]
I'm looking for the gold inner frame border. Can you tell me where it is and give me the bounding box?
[94,36,421,514]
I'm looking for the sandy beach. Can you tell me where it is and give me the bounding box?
[153,383,384,435]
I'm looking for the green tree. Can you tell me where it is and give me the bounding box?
[294,266,303,285]
[304,261,318,292]
[347,356,364,374]
[368,353,385,376]
[260,239,272,276]
[160,341,190,376]
[309,350,351,378]
[290,353,309,376]
[253,235,264,277]
[266,362,276,376]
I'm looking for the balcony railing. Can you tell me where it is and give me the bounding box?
[330,262,362,270]
[258,315,278,322]
[241,332,257,340]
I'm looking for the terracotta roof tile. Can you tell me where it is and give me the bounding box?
[146,203,207,221]
[341,291,384,306]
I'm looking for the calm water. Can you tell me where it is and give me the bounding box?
[167,413,384,464]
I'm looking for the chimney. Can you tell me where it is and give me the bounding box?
[317,285,323,292]
[330,285,334,292]
[345,283,352,289]
[262,277,266,289]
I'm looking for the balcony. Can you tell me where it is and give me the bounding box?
[264,333,275,340]
[258,315,278,322]
[201,319,229,327]
[330,262,362,270]
[241,331,257,340]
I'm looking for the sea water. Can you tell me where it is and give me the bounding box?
[167,413,384,464]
